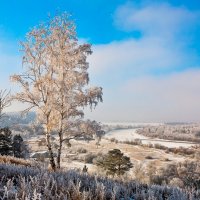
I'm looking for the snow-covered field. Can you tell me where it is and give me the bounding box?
[104,128,196,148]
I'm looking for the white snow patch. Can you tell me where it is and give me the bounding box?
[104,128,196,148]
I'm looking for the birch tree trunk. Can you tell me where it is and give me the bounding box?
[56,131,62,169]
[46,133,56,171]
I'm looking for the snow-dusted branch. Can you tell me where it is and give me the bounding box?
[0,89,11,123]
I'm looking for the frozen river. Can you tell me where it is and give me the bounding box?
[105,128,196,148]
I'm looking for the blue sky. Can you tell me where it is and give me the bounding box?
[1,0,200,122]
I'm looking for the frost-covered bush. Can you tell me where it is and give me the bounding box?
[110,138,119,143]
[0,163,200,200]
[76,147,87,154]
[123,139,142,146]
[0,155,32,167]
[38,138,46,146]
[169,178,184,188]
[84,153,97,164]
[151,160,200,190]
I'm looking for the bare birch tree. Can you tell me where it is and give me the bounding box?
[0,90,11,124]
[11,13,103,170]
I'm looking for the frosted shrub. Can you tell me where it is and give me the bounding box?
[76,147,87,154]
[0,163,200,199]
[169,178,184,188]
[84,153,96,164]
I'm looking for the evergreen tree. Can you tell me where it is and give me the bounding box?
[13,134,23,158]
[0,127,13,156]
[13,134,29,159]
[97,149,133,177]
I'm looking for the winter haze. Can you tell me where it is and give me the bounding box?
[1,0,200,122]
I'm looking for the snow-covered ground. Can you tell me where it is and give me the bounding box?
[104,128,196,148]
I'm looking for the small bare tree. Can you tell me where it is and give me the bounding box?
[0,90,11,124]
[11,13,103,170]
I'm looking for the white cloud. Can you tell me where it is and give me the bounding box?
[88,37,192,75]
[114,2,199,37]
[88,2,200,75]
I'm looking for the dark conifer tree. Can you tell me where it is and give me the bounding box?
[97,149,133,176]
[13,134,23,158]
[0,127,13,156]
